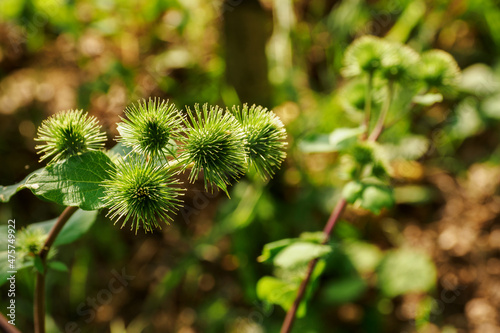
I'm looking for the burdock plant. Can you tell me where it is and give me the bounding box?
[0,98,287,333]
[257,36,462,333]
[35,109,107,163]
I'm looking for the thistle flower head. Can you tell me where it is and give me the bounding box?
[230,104,287,179]
[342,35,388,77]
[117,98,183,159]
[35,109,107,164]
[417,50,461,91]
[181,104,247,194]
[380,42,419,81]
[102,156,184,233]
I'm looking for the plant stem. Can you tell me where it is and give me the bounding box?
[361,73,374,140]
[280,82,393,332]
[368,80,394,141]
[0,312,21,333]
[280,198,347,333]
[34,206,78,333]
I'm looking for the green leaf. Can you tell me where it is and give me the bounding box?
[257,238,295,263]
[360,185,395,214]
[342,181,364,204]
[381,135,430,161]
[108,141,133,158]
[274,242,332,269]
[328,127,365,151]
[0,168,43,203]
[256,276,298,314]
[377,248,436,297]
[412,93,443,106]
[481,93,500,119]
[299,127,364,153]
[257,260,326,317]
[298,134,334,153]
[25,151,114,210]
[48,261,68,272]
[299,231,327,243]
[34,255,44,274]
[30,209,99,247]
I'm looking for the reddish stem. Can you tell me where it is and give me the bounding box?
[280,198,348,333]
[34,206,78,333]
[281,103,387,333]
[0,312,21,333]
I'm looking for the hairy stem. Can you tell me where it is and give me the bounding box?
[34,206,78,333]
[0,312,21,333]
[280,84,391,332]
[368,80,394,141]
[361,73,374,140]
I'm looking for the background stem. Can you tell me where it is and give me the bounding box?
[0,312,21,333]
[34,206,78,333]
[280,198,347,333]
[361,73,374,140]
[281,85,392,332]
[368,80,394,141]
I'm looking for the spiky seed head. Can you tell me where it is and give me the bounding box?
[342,35,389,77]
[416,50,461,92]
[35,109,107,164]
[17,228,47,257]
[380,42,420,81]
[181,104,247,194]
[350,143,374,166]
[102,156,184,233]
[230,104,287,179]
[117,98,183,160]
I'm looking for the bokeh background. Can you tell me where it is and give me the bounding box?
[1,0,500,332]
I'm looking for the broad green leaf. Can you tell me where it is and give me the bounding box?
[412,93,443,106]
[328,127,365,151]
[377,249,436,297]
[342,181,364,204]
[48,261,68,272]
[256,276,298,314]
[257,260,326,317]
[481,93,500,119]
[108,142,133,159]
[257,238,295,263]
[320,275,367,304]
[25,151,113,210]
[0,168,43,203]
[30,209,99,247]
[448,98,483,140]
[459,63,500,97]
[299,127,364,153]
[274,242,332,269]
[298,134,336,153]
[299,231,327,243]
[360,185,395,214]
[381,135,429,161]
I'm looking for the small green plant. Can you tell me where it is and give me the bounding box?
[257,35,460,333]
[0,99,287,333]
